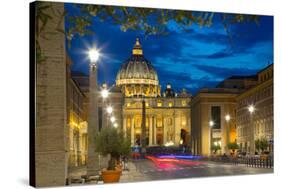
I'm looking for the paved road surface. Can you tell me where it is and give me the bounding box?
[120,158,273,183]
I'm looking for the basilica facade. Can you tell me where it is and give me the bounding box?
[99,39,192,147]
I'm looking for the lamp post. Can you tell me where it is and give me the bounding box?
[248,105,255,155]
[110,116,116,123]
[209,120,214,155]
[106,106,113,114]
[140,97,146,157]
[101,85,109,128]
[225,114,231,154]
[101,88,109,99]
[113,123,118,128]
[87,48,100,176]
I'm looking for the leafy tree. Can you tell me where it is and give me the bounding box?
[35,2,260,63]
[211,144,221,154]
[95,126,131,170]
[255,139,261,152]
[227,142,239,154]
[255,138,269,154]
[259,138,269,153]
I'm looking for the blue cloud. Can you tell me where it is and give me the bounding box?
[65,4,273,95]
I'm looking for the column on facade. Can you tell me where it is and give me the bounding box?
[173,111,176,144]
[149,115,153,145]
[221,106,227,154]
[174,113,181,146]
[250,115,255,155]
[78,132,83,166]
[163,116,166,144]
[153,116,157,145]
[102,104,106,128]
[130,116,134,146]
[123,116,127,137]
[69,126,74,167]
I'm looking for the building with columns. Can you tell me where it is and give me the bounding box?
[236,64,273,155]
[190,88,240,156]
[190,75,258,156]
[66,56,88,176]
[191,64,274,156]
[98,39,192,147]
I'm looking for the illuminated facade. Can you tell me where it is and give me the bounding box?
[116,38,161,97]
[100,39,192,147]
[236,64,273,154]
[191,64,274,156]
[66,56,88,175]
[191,88,239,156]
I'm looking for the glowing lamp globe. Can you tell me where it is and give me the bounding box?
[248,105,255,113]
[88,49,100,62]
[225,114,231,122]
[110,116,116,123]
[113,123,118,128]
[101,89,109,99]
[209,120,214,127]
[106,106,113,114]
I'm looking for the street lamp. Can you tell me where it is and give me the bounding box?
[113,123,118,128]
[101,88,109,99]
[225,114,231,154]
[209,120,214,155]
[225,114,231,122]
[106,106,113,114]
[248,105,255,154]
[88,49,100,63]
[87,47,100,175]
[248,105,255,114]
[110,116,116,123]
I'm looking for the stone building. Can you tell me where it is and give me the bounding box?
[98,39,192,147]
[191,64,274,156]
[236,64,273,154]
[66,56,88,176]
[190,88,240,156]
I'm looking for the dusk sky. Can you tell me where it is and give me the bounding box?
[65,3,273,95]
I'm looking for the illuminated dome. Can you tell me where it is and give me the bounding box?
[116,38,161,97]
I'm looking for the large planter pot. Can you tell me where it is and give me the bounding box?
[101,168,122,183]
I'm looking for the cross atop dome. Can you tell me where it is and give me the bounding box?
[132,38,143,55]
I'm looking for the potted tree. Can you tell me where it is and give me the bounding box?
[116,131,131,170]
[227,142,239,156]
[255,139,261,154]
[211,145,221,155]
[259,138,269,154]
[259,138,269,160]
[95,126,131,183]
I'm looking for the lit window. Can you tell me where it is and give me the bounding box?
[157,101,162,107]
[182,100,187,106]
[168,102,173,107]
[145,102,149,107]
[127,103,131,107]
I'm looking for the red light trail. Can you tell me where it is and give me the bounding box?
[145,155,205,169]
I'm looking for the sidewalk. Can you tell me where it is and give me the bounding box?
[119,161,148,183]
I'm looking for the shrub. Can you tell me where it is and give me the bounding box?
[95,127,131,170]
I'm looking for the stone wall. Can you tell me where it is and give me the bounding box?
[35,2,68,187]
